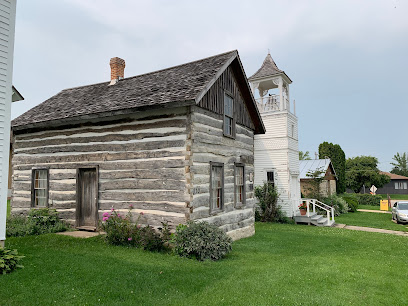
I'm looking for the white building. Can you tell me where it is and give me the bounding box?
[0,0,18,247]
[249,53,300,217]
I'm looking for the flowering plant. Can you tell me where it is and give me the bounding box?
[298,202,308,210]
[98,205,169,251]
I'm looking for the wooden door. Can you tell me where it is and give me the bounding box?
[77,168,98,228]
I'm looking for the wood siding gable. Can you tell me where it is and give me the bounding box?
[198,61,259,132]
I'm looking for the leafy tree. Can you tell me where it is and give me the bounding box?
[318,142,346,193]
[299,151,311,160]
[345,156,390,193]
[390,152,408,177]
[304,167,326,200]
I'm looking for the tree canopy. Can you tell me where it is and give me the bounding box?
[345,156,390,193]
[299,151,311,160]
[318,142,346,193]
[390,152,408,177]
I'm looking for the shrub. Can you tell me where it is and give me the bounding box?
[6,208,68,237]
[355,194,382,206]
[340,194,359,212]
[322,194,349,216]
[6,215,31,237]
[27,208,68,235]
[172,221,232,261]
[99,207,169,252]
[254,183,290,223]
[0,247,24,274]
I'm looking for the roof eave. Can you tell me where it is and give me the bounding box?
[12,99,195,133]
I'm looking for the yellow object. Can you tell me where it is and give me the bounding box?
[380,200,388,211]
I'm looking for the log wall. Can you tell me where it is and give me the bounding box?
[188,106,256,239]
[11,107,190,228]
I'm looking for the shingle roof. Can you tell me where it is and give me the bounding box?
[248,53,284,80]
[380,171,408,180]
[12,50,238,128]
[299,159,336,179]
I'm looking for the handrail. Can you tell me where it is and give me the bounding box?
[299,198,335,224]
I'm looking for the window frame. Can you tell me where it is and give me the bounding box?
[266,170,276,188]
[31,168,49,208]
[223,92,235,139]
[209,162,224,213]
[234,163,246,208]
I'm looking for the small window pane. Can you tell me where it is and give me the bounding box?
[395,182,399,189]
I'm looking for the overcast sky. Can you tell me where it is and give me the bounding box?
[12,0,407,171]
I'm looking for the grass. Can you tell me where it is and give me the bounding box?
[358,204,385,211]
[2,223,408,305]
[7,199,10,217]
[336,211,408,232]
[379,194,408,200]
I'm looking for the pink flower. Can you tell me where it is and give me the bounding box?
[129,204,134,209]
[137,224,141,228]
[111,208,115,212]
[128,237,132,241]
[140,212,144,215]
[102,217,109,221]
[118,214,121,217]
[102,212,110,217]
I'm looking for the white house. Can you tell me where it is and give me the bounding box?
[0,0,18,247]
[249,53,301,217]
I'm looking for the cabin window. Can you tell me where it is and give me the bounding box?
[266,171,275,188]
[224,93,234,137]
[395,182,408,190]
[235,164,245,207]
[210,162,224,211]
[32,169,49,207]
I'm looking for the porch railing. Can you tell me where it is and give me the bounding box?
[299,198,335,223]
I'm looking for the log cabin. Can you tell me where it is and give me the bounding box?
[10,50,265,240]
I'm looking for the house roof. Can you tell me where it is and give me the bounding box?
[380,171,408,180]
[248,53,292,82]
[12,50,265,134]
[299,159,337,179]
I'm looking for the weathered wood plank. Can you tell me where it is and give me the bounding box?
[99,200,187,213]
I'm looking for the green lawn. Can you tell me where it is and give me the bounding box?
[2,223,408,305]
[358,204,384,211]
[379,194,408,200]
[336,211,408,232]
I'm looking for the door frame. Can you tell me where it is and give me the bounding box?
[76,165,99,228]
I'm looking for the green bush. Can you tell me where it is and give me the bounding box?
[254,183,291,223]
[6,208,68,237]
[340,194,359,212]
[99,208,169,252]
[172,221,232,261]
[355,194,382,206]
[323,194,349,216]
[0,247,24,274]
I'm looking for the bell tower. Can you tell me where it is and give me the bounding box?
[249,53,300,217]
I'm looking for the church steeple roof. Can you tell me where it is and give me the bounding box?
[248,53,290,81]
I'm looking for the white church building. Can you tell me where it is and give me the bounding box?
[249,53,301,217]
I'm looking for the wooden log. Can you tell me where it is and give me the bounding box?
[15,117,187,141]
[100,190,186,202]
[99,179,186,191]
[13,149,184,165]
[14,130,186,150]
[99,200,187,213]
[14,139,186,155]
[99,168,184,180]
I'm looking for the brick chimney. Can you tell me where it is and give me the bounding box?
[109,57,125,85]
